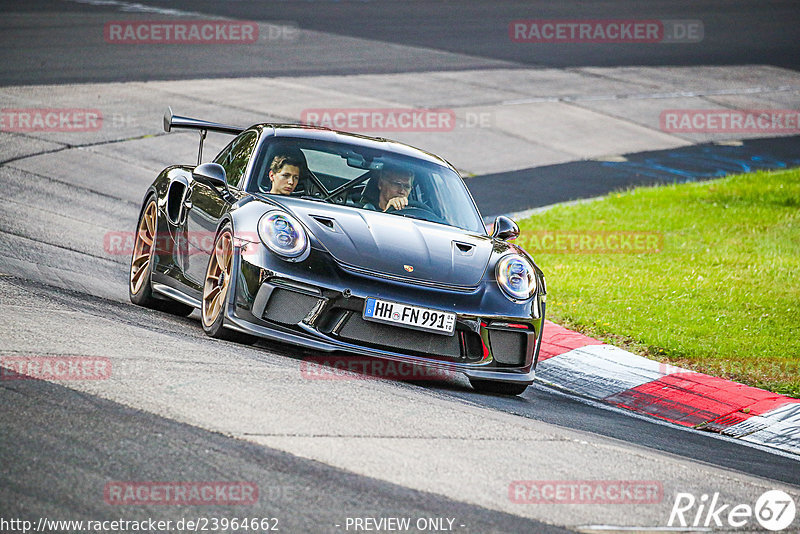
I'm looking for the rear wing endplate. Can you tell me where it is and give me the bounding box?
[163,107,245,165]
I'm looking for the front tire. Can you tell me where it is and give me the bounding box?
[201,225,257,344]
[469,378,529,396]
[129,197,194,316]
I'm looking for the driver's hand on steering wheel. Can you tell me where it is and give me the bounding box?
[383,196,409,212]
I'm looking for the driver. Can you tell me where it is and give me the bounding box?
[268,154,302,195]
[363,164,414,212]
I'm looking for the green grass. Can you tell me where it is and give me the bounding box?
[517,168,800,398]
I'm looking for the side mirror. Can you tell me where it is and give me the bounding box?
[192,162,227,189]
[492,215,520,241]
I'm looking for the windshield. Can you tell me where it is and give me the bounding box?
[246,137,486,234]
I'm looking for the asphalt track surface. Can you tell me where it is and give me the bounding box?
[1,274,799,529]
[1,0,800,85]
[1,357,566,534]
[2,1,800,532]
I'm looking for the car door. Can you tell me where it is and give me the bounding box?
[183,130,260,289]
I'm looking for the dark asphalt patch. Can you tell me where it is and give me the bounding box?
[3,1,800,85]
[470,135,800,218]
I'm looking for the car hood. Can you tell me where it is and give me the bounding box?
[271,198,493,287]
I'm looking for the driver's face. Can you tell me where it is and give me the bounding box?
[378,174,413,198]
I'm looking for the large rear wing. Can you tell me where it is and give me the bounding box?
[163,107,244,165]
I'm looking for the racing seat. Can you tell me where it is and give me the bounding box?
[357,171,381,209]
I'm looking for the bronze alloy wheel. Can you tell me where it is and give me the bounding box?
[202,230,234,327]
[129,197,193,316]
[200,227,257,344]
[130,200,157,296]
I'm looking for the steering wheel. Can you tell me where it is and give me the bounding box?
[386,201,446,224]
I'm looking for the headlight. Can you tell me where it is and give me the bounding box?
[258,212,308,258]
[496,254,537,301]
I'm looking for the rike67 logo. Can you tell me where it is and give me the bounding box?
[669,490,796,531]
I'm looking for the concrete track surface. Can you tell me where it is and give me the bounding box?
[1,1,799,533]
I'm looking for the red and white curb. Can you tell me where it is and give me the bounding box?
[536,320,800,455]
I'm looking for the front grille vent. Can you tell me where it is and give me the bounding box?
[262,288,320,325]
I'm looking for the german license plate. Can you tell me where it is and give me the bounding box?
[363,297,456,336]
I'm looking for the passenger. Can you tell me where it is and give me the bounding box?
[363,165,414,212]
[268,155,302,195]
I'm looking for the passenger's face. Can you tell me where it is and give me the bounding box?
[269,164,300,195]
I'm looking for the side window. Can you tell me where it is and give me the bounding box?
[213,131,259,188]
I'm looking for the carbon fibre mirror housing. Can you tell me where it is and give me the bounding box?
[192,162,227,189]
[492,215,520,241]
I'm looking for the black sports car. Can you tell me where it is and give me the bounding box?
[129,109,546,395]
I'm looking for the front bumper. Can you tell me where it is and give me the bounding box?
[224,241,545,384]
